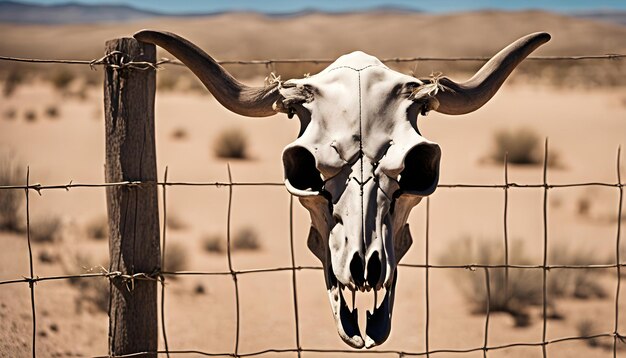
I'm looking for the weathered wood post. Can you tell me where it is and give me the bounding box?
[104,38,160,357]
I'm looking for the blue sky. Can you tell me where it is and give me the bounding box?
[15,0,626,14]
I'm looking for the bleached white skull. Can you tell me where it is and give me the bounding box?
[134,30,550,348]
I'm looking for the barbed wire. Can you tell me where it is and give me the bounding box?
[1,145,624,357]
[0,53,624,69]
[0,45,624,356]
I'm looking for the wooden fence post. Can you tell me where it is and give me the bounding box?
[104,38,159,357]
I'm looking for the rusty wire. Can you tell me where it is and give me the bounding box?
[1,54,625,68]
[1,146,623,357]
[1,50,625,357]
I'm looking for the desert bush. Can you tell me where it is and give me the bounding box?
[489,127,562,167]
[0,156,23,232]
[68,253,110,314]
[51,70,75,91]
[45,106,59,119]
[38,248,58,264]
[549,245,607,299]
[164,241,188,274]
[233,227,260,251]
[170,127,188,140]
[577,319,601,347]
[440,237,608,326]
[157,74,178,91]
[3,71,24,97]
[577,196,591,216]
[30,216,63,243]
[3,108,17,120]
[202,234,223,253]
[24,110,37,122]
[491,127,541,164]
[86,216,108,240]
[440,238,539,326]
[213,128,248,159]
[166,214,187,231]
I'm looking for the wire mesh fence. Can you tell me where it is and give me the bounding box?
[0,49,624,357]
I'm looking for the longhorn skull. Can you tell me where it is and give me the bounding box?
[134,30,550,348]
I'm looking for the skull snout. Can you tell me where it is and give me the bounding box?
[347,250,384,291]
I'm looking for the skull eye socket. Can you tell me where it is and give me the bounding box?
[398,144,441,195]
[282,145,324,196]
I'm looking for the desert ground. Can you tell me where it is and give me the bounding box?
[1,10,626,358]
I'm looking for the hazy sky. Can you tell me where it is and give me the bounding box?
[15,0,626,14]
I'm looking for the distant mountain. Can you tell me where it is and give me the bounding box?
[0,1,623,26]
[574,10,626,26]
[0,1,425,24]
[0,1,167,24]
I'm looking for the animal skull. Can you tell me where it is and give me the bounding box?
[134,30,550,348]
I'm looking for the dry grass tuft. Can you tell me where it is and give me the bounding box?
[170,127,188,141]
[214,128,248,159]
[489,127,561,167]
[0,155,23,232]
[68,253,110,314]
[3,108,17,120]
[233,227,260,251]
[202,234,224,253]
[30,216,63,243]
[440,237,608,326]
[86,216,108,240]
[50,70,75,91]
[3,71,24,97]
[24,109,37,122]
[166,213,187,231]
[45,105,60,119]
[164,242,188,275]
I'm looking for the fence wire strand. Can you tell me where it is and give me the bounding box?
[541,139,550,358]
[160,167,171,358]
[614,147,623,357]
[1,54,625,68]
[1,49,625,357]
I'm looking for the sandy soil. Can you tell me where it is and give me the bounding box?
[1,10,626,358]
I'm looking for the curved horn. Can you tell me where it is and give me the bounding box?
[432,32,551,115]
[134,30,279,117]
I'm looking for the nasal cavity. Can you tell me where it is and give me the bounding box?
[366,251,382,289]
[349,252,365,287]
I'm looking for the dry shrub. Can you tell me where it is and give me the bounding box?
[38,248,59,264]
[202,234,223,253]
[157,73,178,91]
[491,127,541,164]
[0,155,23,232]
[24,110,37,122]
[489,127,561,167]
[3,71,24,97]
[51,70,75,91]
[166,214,187,231]
[549,245,607,300]
[86,216,108,240]
[30,216,63,243]
[233,227,260,251]
[170,127,188,141]
[45,106,59,119]
[3,108,17,120]
[213,128,248,159]
[440,237,608,327]
[202,228,261,253]
[68,253,109,314]
[577,319,601,347]
[164,242,188,275]
[576,318,621,350]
